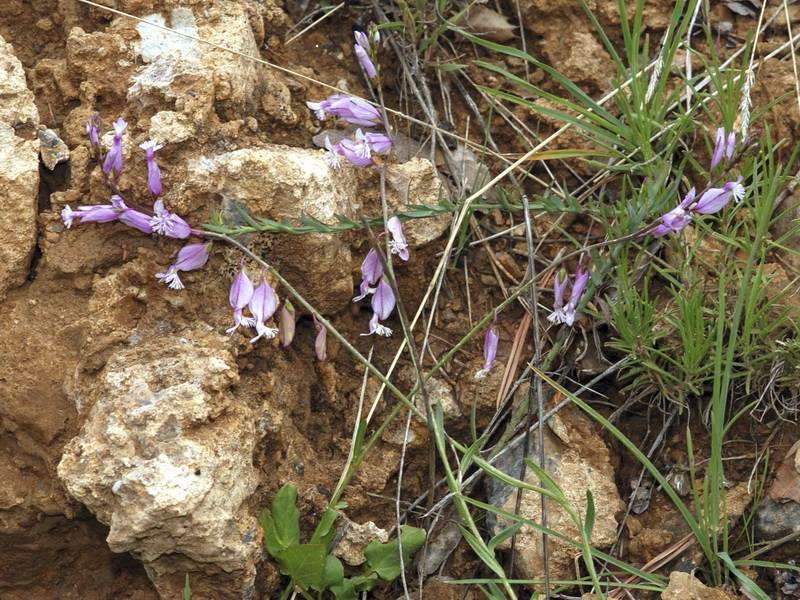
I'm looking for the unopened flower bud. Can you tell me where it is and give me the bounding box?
[278,299,296,347]
[312,313,327,361]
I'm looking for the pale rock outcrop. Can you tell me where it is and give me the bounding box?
[0,34,39,301]
[58,326,260,600]
[186,146,356,313]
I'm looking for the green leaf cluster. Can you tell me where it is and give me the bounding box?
[260,485,425,600]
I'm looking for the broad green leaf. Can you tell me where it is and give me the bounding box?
[350,573,380,592]
[260,485,301,556]
[329,576,358,600]
[313,555,343,592]
[275,543,327,589]
[364,525,426,580]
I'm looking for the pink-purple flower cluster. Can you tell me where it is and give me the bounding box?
[545,127,749,329]
[548,264,591,326]
[64,115,202,289]
[646,127,746,237]
[226,261,279,343]
[67,114,331,361]
[353,27,380,82]
[307,30,393,169]
[353,216,409,337]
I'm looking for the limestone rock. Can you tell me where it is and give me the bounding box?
[661,571,739,600]
[333,520,389,566]
[58,326,260,600]
[185,146,356,313]
[0,34,39,301]
[486,400,623,588]
[381,157,452,247]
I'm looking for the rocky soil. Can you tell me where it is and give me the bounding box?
[1,0,799,598]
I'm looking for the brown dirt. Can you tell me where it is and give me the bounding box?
[2,0,800,598]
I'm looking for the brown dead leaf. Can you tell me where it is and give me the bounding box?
[457,6,517,43]
[768,440,800,502]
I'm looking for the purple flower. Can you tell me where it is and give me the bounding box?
[354,41,377,80]
[354,30,370,50]
[693,176,745,214]
[155,242,210,290]
[249,273,279,343]
[710,127,738,170]
[278,299,296,347]
[354,248,385,301]
[117,207,154,234]
[86,114,102,151]
[711,127,726,170]
[363,277,395,336]
[547,270,569,324]
[61,203,120,228]
[387,216,409,261]
[324,94,382,127]
[307,100,327,121]
[651,189,695,236]
[307,94,382,127]
[548,264,591,327]
[335,138,375,167]
[140,140,164,198]
[61,195,152,233]
[312,313,327,361]
[564,263,590,326]
[149,199,192,239]
[102,117,127,180]
[350,129,394,161]
[482,310,500,372]
[227,260,255,334]
[364,131,393,154]
[725,130,736,162]
[323,136,342,169]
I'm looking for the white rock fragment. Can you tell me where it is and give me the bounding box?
[0,34,39,301]
[58,327,259,599]
[333,520,390,566]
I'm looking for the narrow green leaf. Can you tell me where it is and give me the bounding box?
[487,520,523,553]
[432,63,467,71]
[717,553,770,600]
[460,526,505,578]
[584,490,596,539]
[310,507,339,546]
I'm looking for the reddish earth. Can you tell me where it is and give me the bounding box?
[1,0,799,598]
